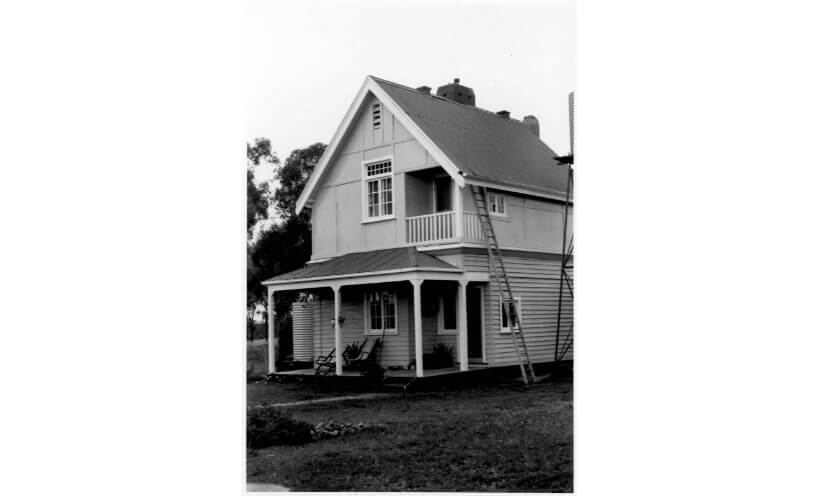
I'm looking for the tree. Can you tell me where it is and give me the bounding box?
[246,142,326,345]
[273,142,326,221]
[247,138,278,233]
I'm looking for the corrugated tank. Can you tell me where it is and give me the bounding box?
[291,302,314,361]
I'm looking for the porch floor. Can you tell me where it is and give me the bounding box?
[271,363,490,379]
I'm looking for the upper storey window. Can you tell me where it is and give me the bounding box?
[372,103,381,130]
[363,158,394,221]
[488,193,506,216]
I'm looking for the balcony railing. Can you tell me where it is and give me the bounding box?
[406,211,455,244]
[406,211,486,245]
[462,212,486,241]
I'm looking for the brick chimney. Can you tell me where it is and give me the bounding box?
[435,78,476,106]
[416,86,432,95]
[522,115,540,137]
[496,110,510,119]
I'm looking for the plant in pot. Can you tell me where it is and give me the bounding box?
[343,341,364,369]
[427,343,454,369]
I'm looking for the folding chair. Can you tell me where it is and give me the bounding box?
[314,348,336,376]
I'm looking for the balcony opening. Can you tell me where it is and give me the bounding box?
[433,175,452,212]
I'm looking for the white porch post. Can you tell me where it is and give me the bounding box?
[411,279,424,377]
[458,280,468,371]
[332,285,343,376]
[267,287,276,373]
[454,184,463,239]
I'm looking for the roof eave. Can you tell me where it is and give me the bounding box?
[262,266,464,287]
[463,176,571,203]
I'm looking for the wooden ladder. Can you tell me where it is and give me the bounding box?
[470,185,536,384]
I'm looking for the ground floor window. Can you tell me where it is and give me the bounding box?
[365,290,397,335]
[500,296,522,333]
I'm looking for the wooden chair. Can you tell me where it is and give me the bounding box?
[314,348,336,376]
[345,338,380,370]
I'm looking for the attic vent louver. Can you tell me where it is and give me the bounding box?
[372,103,381,130]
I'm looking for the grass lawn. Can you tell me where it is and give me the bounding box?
[246,376,573,492]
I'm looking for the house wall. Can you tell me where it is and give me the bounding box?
[411,281,459,359]
[311,94,444,260]
[309,91,574,259]
[459,254,574,365]
[463,188,573,254]
[309,284,413,369]
[294,281,462,370]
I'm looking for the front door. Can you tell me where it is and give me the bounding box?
[467,285,483,360]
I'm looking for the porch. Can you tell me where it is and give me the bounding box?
[270,364,490,379]
[262,247,490,379]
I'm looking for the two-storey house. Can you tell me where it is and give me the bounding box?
[263,76,573,378]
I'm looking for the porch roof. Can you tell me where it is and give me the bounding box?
[262,247,461,286]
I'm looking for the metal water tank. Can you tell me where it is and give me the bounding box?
[291,302,314,361]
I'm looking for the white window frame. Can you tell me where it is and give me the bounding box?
[488,193,507,217]
[437,289,458,335]
[499,296,522,333]
[364,290,398,336]
[361,156,395,223]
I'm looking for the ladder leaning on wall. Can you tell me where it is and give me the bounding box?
[470,185,537,384]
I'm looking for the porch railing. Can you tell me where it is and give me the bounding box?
[405,211,487,244]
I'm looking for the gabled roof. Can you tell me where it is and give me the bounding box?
[373,77,569,199]
[296,75,570,214]
[262,247,461,284]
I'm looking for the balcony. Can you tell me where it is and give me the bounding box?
[406,211,486,245]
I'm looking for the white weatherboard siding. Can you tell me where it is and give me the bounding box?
[296,283,460,370]
[462,254,574,365]
[291,259,573,368]
[310,285,413,368]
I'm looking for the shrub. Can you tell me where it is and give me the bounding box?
[247,406,313,449]
[431,343,454,368]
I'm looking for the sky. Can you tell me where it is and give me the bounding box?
[245,0,576,184]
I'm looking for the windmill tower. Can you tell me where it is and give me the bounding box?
[554,92,574,363]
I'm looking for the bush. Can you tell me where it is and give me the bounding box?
[247,406,314,449]
[428,343,454,368]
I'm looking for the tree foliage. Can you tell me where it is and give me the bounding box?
[247,138,278,233]
[247,141,326,318]
[273,142,326,221]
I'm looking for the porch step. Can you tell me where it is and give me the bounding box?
[382,374,414,386]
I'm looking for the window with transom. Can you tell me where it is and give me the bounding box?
[363,159,394,220]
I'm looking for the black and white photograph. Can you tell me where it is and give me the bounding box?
[5,1,818,495]
[245,0,575,492]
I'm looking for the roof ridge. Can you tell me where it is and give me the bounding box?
[369,75,530,125]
